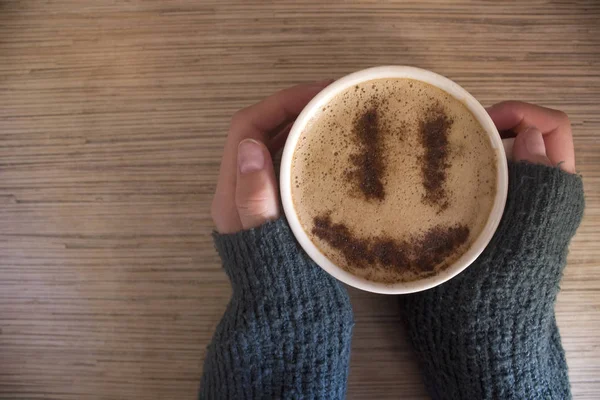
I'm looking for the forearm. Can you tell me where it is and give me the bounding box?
[402,162,585,399]
[200,219,354,400]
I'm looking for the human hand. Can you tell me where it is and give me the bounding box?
[486,101,576,173]
[211,80,332,234]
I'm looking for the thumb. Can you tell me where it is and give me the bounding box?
[235,139,280,230]
[512,126,553,167]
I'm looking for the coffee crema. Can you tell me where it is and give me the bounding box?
[291,78,497,283]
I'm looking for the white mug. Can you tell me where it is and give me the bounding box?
[280,66,511,294]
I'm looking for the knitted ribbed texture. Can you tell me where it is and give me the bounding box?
[201,162,584,399]
[200,219,354,399]
[402,162,585,399]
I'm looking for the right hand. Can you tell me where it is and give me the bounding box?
[486,101,576,173]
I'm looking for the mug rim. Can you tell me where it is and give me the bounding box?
[280,66,508,294]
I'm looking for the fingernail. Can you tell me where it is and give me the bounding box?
[238,139,265,174]
[523,127,547,156]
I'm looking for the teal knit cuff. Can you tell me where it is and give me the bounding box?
[501,161,585,253]
[401,161,585,400]
[206,219,354,399]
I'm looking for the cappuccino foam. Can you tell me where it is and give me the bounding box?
[291,78,497,283]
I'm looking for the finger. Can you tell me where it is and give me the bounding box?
[213,80,332,233]
[235,139,280,230]
[486,101,575,173]
[230,79,333,137]
[268,122,293,153]
[512,127,553,168]
[486,101,567,133]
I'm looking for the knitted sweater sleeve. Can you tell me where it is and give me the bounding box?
[401,162,585,399]
[200,219,354,399]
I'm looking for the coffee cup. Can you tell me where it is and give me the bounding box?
[280,66,511,294]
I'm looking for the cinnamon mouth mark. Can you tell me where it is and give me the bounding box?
[420,105,453,211]
[345,106,386,201]
[312,213,470,273]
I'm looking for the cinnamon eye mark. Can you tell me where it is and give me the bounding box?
[419,105,453,212]
[344,104,387,201]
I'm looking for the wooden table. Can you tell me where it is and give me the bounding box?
[1,1,598,398]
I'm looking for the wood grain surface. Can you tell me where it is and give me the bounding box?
[0,1,599,399]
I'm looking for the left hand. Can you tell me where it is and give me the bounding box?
[211,80,332,234]
[486,101,576,173]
